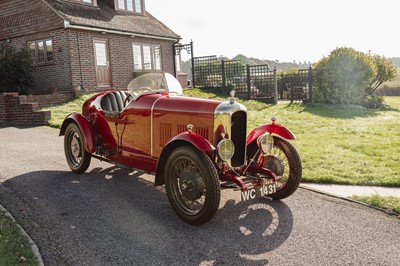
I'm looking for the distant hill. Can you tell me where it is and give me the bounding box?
[181,54,311,76]
[232,54,310,70]
[391,57,400,68]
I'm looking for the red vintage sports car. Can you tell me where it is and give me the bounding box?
[60,72,302,225]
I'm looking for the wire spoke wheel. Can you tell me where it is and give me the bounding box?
[263,137,302,199]
[64,123,91,173]
[165,146,220,225]
[172,157,206,214]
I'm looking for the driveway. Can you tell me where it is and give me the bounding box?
[0,125,399,265]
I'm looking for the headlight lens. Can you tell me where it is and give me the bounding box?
[257,133,274,154]
[217,139,235,161]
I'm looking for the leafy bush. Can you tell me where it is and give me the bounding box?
[0,41,33,94]
[361,95,386,109]
[314,47,373,105]
[314,47,398,107]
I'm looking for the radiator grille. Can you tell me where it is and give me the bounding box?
[231,111,247,167]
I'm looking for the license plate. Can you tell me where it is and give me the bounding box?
[241,182,277,201]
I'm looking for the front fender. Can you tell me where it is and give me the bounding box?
[246,123,296,145]
[59,112,95,153]
[166,132,215,152]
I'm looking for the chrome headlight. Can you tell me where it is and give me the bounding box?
[257,133,274,154]
[217,139,235,162]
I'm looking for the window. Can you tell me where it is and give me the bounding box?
[117,0,143,13]
[70,0,96,4]
[132,44,162,71]
[28,39,54,65]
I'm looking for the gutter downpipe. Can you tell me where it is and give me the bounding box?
[172,39,180,77]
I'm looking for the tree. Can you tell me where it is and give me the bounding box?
[314,47,373,105]
[0,41,33,93]
[366,54,398,95]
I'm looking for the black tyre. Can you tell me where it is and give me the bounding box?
[164,146,221,225]
[264,137,302,200]
[64,123,91,173]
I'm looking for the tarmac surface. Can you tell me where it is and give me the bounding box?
[1,124,399,265]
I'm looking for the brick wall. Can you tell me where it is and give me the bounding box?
[0,93,51,125]
[6,29,72,92]
[177,72,189,88]
[2,5,177,94]
[67,30,177,91]
[25,91,75,108]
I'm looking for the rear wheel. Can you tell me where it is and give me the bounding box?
[264,137,302,200]
[64,123,91,173]
[164,146,220,225]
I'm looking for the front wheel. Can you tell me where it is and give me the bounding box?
[263,137,302,200]
[164,146,221,225]
[64,123,91,173]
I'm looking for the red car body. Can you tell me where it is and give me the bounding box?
[60,73,302,224]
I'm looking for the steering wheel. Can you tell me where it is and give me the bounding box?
[123,93,134,107]
[139,87,153,92]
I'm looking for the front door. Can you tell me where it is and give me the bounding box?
[94,39,111,88]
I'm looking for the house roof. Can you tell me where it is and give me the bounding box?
[42,0,181,40]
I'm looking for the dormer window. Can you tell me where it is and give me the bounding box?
[117,0,143,14]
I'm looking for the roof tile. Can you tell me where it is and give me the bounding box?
[44,0,180,39]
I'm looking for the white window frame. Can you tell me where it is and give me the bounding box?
[132,44,162,71]
[28,39,54,65]
[116,0,143,14]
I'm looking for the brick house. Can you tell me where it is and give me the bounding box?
[0,0,182,92]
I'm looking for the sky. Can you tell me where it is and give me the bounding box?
[146,0,398,64]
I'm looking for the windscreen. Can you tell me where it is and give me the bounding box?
[127,73,183,96]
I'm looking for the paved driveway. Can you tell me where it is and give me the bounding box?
[0,125,399,265]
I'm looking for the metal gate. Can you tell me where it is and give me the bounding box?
[191,55,313,102]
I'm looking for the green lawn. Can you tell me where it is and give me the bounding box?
[0,211,37,265]
[272,99,400,186]
[351,195,400,214]
[45,93,94,128]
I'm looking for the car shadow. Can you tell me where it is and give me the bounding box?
[1,166,293,265]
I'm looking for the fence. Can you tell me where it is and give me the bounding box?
[192,55,313,103]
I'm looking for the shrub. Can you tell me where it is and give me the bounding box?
[314,47,374,105]
[361,95,386,109]
[0,41,33,94]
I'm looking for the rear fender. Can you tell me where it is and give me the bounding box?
[154,132,215,186]
[246,123,296,145]
[59,112,95,153]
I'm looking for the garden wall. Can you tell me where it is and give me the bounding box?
[0,91,73,125]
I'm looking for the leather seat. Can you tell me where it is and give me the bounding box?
[101,91,129,113]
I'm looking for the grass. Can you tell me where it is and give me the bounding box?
[44,93,95,128]
[0,211,37,265]
[351,195,400,214]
